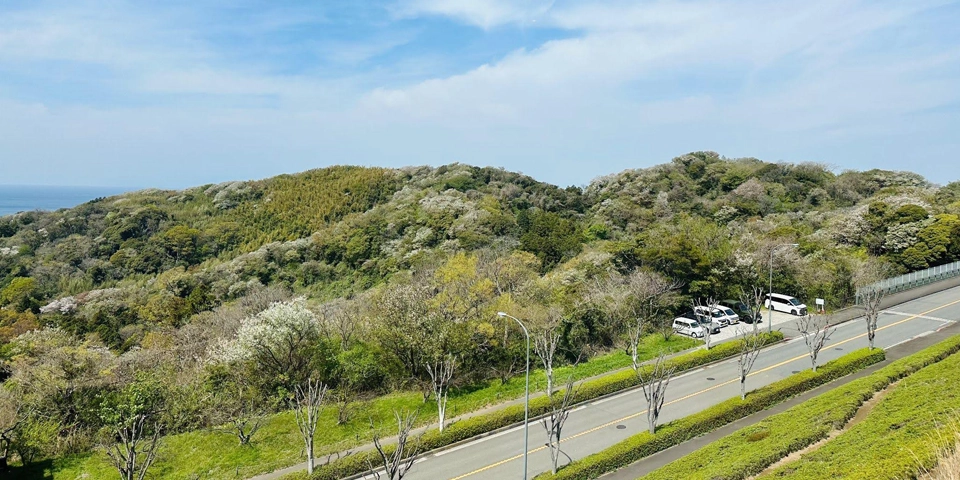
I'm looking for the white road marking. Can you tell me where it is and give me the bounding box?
[882,310,955,323]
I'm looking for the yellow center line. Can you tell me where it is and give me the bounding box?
[448,297,960,479]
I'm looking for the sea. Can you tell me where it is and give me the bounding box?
[0,185,132,217]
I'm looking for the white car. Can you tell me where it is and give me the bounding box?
[672,317,705,338]
[765,293,808,316]
[693,305,738,327]
[717,305,740,325]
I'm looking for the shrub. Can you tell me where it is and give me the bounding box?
[307,333,785,480]
[639,333,960,480]
[540,347,885,480]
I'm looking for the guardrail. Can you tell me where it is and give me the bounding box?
[857,260,960,303]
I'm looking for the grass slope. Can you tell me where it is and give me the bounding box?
[639,333,960,480]
[761,345,960,479]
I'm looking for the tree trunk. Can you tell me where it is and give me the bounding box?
[306,436,314,475]
[437,396,446,433]
[545,366,553,396]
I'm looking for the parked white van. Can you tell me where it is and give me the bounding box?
[718,305,740,325]
[765,293,808,316]
[672,317,705,338]
[694,305,739,326]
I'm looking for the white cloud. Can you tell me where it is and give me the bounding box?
[365,0,956,130]
[0,0,958,188]
[396,0,555,29]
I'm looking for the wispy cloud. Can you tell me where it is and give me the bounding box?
[0,0,957,187]
[395,0,556,29]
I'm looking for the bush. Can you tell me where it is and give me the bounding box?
[539,347,885,480]
[639,334,960,480]
[306,333,785,480]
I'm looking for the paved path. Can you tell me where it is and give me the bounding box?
[393,286,960,480]
[598,319,960,479]
[251,328,721,480]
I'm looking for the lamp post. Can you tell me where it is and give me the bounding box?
[497,312,530,480]
[768,243,800,334]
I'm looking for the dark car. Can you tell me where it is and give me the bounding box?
[721,300,762,324]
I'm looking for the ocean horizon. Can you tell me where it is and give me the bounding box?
[0,185,132,217]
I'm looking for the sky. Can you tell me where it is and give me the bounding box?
[0,0,958,189]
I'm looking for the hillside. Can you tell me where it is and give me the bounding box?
[3,153,958,346]
[2,151,960,478]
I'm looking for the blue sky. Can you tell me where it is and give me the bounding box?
[1,0,959,189]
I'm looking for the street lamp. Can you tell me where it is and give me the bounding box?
[768,243,800,334]
[497,311,530,480]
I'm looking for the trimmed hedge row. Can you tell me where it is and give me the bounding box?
[640,333,960,480]
[538,346,886,480]
[305,332,784,480]
[763,346,960,479]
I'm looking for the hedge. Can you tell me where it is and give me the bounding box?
[640,333,960,480]
[304,332,785,480]
[762,346,960,479]
[537,346,885,480]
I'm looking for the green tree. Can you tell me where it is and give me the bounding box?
[160,225,202,265]
[519,210,583,271]
[0,277,38,312]
[98,378,166,480]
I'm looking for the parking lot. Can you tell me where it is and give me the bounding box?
[709,307,814,342]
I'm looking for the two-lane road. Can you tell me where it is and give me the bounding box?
[386,286,960,480]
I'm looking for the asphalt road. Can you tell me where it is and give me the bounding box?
[387,286,960,480]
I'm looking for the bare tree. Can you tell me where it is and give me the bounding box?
[99,379,166,480]
[859,284,885,350]
[531,308,563,396]
[491,353,520,386]
[627,317,646,373]
[369,410,422,480]
[625,273,681,371]
[736,328,765,400]
[796,315,835,372]
[541,377,578,474]
[0,388,22,472]
[333,387,355,426]
[317,296,367,351]
[424,354,456,433]
[590,271,681,351]
[739,286,766,335]
[692,297,719,350]
[637,351,677,434]
[105,413,163,480]
[208,376,266,445]
[855,261,890,350]
[292,378,328,475]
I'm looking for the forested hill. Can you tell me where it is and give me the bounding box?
[1,152,959,349]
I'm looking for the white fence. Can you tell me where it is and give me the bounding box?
[856,260,960,304]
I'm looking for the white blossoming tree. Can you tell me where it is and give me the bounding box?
[216,298,325,389]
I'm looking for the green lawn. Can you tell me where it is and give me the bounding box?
[10,334,699,480]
